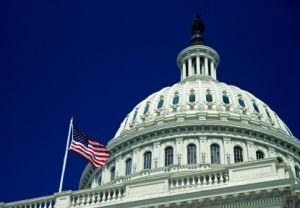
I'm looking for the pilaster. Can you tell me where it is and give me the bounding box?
[199,136,207,163]
[223,137,232,164]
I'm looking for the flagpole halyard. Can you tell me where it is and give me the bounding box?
[59,117,73,192]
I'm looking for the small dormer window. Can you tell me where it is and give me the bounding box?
[132,109,138,122]
[173,93,179,105]
[157,97,164,109]
[253,102,260,113]
[189,90,196,103]
[266,109,272,120]
[222,94,230,104]
[143,103,150,115]
[238,96,245,107]
[205,90,213,103]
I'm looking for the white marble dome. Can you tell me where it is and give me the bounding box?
[113,76,293,140]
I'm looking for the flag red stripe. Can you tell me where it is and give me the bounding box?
[70,147,106,167]
[71,141,110,157]
[70,143,108,163]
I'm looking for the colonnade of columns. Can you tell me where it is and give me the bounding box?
[181,56,216,80]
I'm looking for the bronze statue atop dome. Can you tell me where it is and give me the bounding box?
[191,14,205,45]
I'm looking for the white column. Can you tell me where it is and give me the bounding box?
[204,57,208,76]
[182,63,186,80]
[188,58,193,77]
[210,61,216,79]
[196,56,200,75]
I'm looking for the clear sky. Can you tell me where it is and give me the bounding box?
[1,0,299,203]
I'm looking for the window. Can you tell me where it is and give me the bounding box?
[234,146,243,163]
[211,144,220,164]
[157,97,164,109]
[256,150,264,160]
[144,151,152,169]
[277,157,284,163]
[295,166,300,178]
[165,147,173,166]
[110,167,115,181]
[132,110,138,122]
[206,94,213,102]
[223,95,230,104]
[266,109,272,120]
[187,144,197,164]
[125,159,132,176]
[189,92,196,103]
[143,103,150,115]
[173,94,179,105]
[253,103,260,113]
[238,98,245,107]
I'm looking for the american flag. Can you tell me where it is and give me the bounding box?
[69,125,110,168]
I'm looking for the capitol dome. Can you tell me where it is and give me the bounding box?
[76,15,300,208]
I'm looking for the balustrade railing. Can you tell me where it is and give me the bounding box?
[169,168,229,189]
[70,185,125,207]
[4,196,55,208]
[106,163,224,186]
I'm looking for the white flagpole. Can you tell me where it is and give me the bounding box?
[59,117,73,192]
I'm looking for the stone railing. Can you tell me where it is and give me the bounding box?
[105,163,223,186]
[3,196,55,208]
[69,184,125,207]
[169,168,229,190]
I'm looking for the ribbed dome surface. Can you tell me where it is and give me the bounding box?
[113,77,293,139]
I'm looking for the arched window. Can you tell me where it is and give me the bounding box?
[253,103,260,113]
[110,167,115,181]
[238,98,245,108]
[223,94,230,104]
[189,92,196,103]
[277,157,284,163]
[143,103,150,115]
[165,146,173,166]
[125,159,132,176]
[173,93,179,105]
[187,144,197,164]
[234,146,243,163]
[206,93,213,103]
[144,151,152,169]
[211,144,220,164]
[295,166,300,178]
[157,97,164,109]
[256,150,264,160]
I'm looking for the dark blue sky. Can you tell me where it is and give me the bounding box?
[1,0,299,203]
